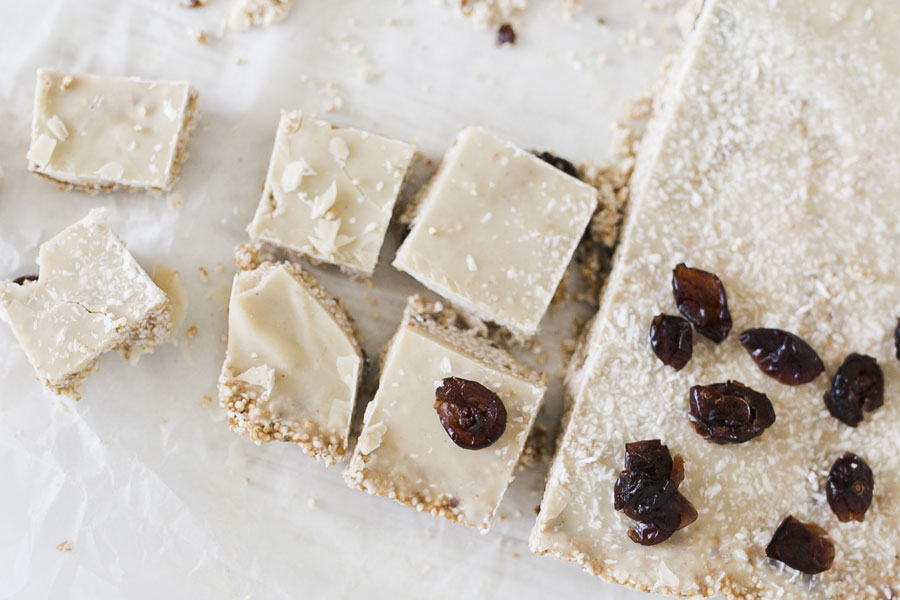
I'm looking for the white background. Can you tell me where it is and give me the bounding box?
[0,1,683,598]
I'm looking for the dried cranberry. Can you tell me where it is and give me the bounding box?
[672,263,732,343]
[689,381,775,443]
[627,491,698,546]
[649,314,693,371]
[894,319,899,362]
[614,440,697,546]
[12,274,38,285]
[739,328,824,385]
[533,151,579,179]
[496,23,517,46]
[823,353,883,427]
[434,377,507,449]
[826,452,874,522]
[765,516,834,575]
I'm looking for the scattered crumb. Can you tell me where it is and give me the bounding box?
[496,23,516,45]
[187,27,208,45]
[214,262,225,273]
[242,476,251,485]
[306,497,317,508]
[514,509,524,518]
[167,191,185,211]
[228,0,296,31]
[198,266,210,283]
[201,395,213,406]
[56,540,72,552]
[185,325,199,339]
[513,552,520,558]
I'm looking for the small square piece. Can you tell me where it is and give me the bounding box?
[0,209,172,394]
[393,127,597,338]
[27,68,199,193]
[246,111,417,276]
[344,297,546,531]
[218,261,362,465]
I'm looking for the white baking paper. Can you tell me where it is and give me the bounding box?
[0,1,682,598]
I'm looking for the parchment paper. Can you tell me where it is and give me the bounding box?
[0,1,682,598]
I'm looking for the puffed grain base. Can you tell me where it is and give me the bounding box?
[218,260,362,465]
[234,237,372,281]
[29,88,199,194]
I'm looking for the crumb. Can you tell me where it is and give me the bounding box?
[185,325,199,339]
[496,23,516,45]
[214,262,225,273]
[514,509,524,518]
[219,334,227,344]
[167,191,185,211]
[60,75,74,90]
[234,57,245,66]
[596,16,607,25]
[56,540,72,552]
[306,497,317,508]
[201,395,212,406]
[385,16,396,25]
[187,27,208,45]
[518,422,551,468]
[534,504,541,515]
[242,476,250,485]
[180,0,207,6]
[513,552,520,558]
[198,266,209,283]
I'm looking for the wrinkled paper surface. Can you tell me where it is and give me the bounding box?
[0,1,679,598]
